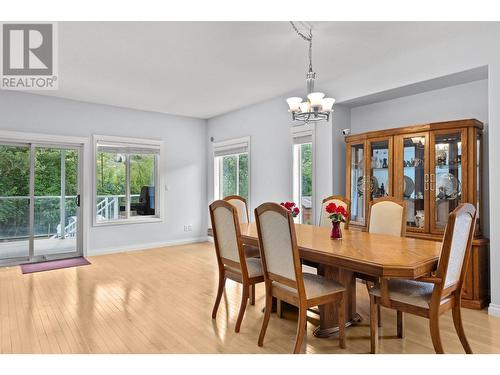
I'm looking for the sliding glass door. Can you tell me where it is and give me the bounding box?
[0,143,31,261]
[0,142,82,265]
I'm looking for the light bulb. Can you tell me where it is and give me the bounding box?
[286,97,302,113]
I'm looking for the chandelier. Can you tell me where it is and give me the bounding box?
[286,22,335,124]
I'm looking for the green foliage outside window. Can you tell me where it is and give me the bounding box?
[220,153,248,202]
[0,147,78,239]
[301,143,312,197]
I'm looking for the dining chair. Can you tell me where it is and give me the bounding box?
[223,195,260,305]
[254,202,346,353]
[367,196,406,237]
[362,197,407,328]
[209,200,265,332]
[319,195,350,230]
[368,203,477,354]
[224,195,249,223]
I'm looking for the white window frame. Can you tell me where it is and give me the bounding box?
[92,134,164,226]
[213,136,251,210]
[292,124,316,225]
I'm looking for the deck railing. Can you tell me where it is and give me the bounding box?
[0,194,138,241]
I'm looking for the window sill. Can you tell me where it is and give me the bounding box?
[93,216,163,227]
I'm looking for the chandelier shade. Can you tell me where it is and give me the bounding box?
[287,22,335,124]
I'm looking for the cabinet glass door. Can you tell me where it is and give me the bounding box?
[430,130,467,233]
[368,138,392,200]
[401,134,428,232]
[348,143,366,225]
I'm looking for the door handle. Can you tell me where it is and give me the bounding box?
[76,194,81,207]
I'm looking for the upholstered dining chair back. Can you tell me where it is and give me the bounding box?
[224,195,249,224]
[436,203,477,290]
[254,203,303,288]
[209,200,246,271]
[368,197,407,237]
[319,195,350,229]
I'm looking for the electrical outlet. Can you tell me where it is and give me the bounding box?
[187,225,192,232]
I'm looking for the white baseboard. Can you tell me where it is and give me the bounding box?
[488,303,500,317]
[86,236,209,257]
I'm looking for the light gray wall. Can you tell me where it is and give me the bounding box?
[350,79,488,132]
[0,91,208,254]
[331,105,350,196]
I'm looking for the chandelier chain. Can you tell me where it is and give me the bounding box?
[290,21,313,71]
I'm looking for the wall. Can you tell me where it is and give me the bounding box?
[350,79,488,132]
[206,26,500,315]
[206,95,333,224]
[331,105,351,196]
[0,91,208,255]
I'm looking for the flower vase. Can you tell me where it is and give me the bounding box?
[330,221,342,240]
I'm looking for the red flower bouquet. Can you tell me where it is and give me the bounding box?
[325,202,348,239]
[280,201,300,218]
[325,202,348,223]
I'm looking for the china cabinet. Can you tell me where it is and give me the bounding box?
[345,119,489,309]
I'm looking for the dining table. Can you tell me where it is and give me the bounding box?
[237,222,443,338]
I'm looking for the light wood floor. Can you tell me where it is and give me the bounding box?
[0,241,499,354]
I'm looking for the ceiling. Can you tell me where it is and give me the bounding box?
[32,22,492,119]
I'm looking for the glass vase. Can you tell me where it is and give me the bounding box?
[330,221,342,240]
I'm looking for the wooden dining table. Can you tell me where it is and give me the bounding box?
[237,222,443,338]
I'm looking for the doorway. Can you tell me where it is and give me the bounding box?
[0,142,83,265]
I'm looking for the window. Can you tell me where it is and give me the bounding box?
[94,136,161,224]
[213,137,250,202]
[292,126,314,224]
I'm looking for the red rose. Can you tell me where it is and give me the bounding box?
[325,202,337,214]
[293,207,299,214]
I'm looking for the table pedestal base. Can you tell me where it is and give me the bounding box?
[315,264,358,337]
[313,312,362,338]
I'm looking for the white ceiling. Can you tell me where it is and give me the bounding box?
[33,21,493,119]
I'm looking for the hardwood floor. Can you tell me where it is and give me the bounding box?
[0,241,499,354]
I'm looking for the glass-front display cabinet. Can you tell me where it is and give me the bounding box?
[345,119,488,309]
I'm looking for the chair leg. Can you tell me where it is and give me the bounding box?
[397,310,404,338]
[249,284,255,306]
[277,298,283,318]
[429,311,444,354]
[258,283,273,347]
[211,270,226,319]
[235,283,249,333]
[293,306,307,354]
[369,294,378,354]
[338,294,346,349]
[452,305,473,354]
[367,281,382,327]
